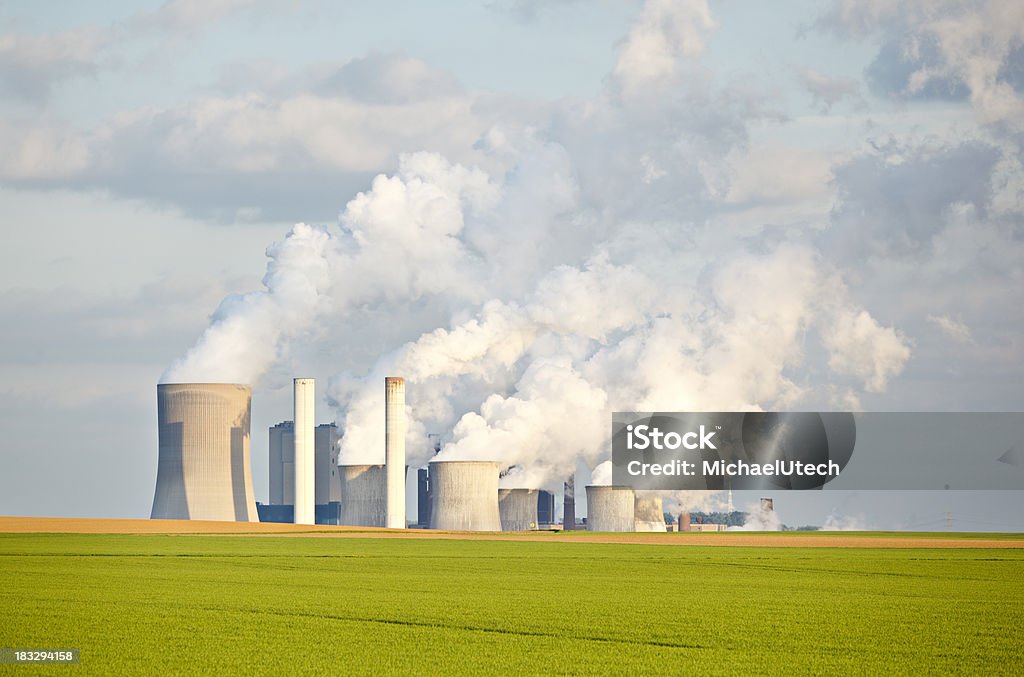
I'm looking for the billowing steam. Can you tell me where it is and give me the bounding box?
[162,0,913,495]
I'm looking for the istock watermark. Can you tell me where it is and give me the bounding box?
[611,412,1024,491]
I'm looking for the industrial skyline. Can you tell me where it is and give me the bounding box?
[1,1,1022,530]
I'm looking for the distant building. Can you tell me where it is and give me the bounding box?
[269,421,340,506]
[537,490,555,526]
[416,467,430,528]
[690,523,729,532]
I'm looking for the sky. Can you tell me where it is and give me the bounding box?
[1,0,1022,530]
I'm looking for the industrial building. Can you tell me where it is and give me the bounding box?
[498,488,539,531]
[151,383,258,522]
[586,485,635,532]
[428,460,501,531]
[268,421,340,507]
[634,493,667,532]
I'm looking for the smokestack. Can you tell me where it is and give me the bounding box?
[293,378,315,525]
[152,383,258,522]
[338,464,387,526]
[634,493,667,532]
[385,377,406,528]
[498,488,539,531]
[428,460,501,531]
[563,475,576,530]
[585,485,635,532]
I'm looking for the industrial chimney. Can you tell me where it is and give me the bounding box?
[385,377,406,528]
[634,493,667,532]
[293,378,315,525]
[498,488,539,531]
[151,383,258,522]
[428,460,501,531]
[338,464,387,527]
[585,485,635,532]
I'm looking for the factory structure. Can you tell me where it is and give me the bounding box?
[152,376,759,532]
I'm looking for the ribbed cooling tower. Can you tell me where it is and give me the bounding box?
[428,461,501,531]
[498,488,538,531]
[634,493,667,532]
[385,377,406,528]
[585,485,635,532]
[151,383,257,522]
[338,464,386,527]
[760,497,775,513]
[293,378,315,525]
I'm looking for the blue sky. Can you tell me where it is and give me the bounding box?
[1,0,1021,529]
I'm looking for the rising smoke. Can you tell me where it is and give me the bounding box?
[162,0,913,494]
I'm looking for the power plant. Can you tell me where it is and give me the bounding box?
[633,493,666,532]
[498,488,538,531]
[151,383,258,522]
[153,376,681,531]
[585,485,635,532]
[428,460,501,531]
[338,464,387,527]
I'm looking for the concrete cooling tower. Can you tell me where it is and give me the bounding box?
[338,464,386,527]
[151,383,258,522]
[634,493,667,532]
[428,461,501,531]
[585,485,635,532]
[498,488,538,531]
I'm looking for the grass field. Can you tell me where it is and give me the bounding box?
[1,531,1023,675]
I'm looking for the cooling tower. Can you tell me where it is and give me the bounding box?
[385,377,406,528]
[151,383,257,522]
[338,464,386,527]
[585,485,635,532]
[428,461,501,531]
[760,497,775,513]
[634,493,667,532]
[293,378,315,525]
[498,488,539,531]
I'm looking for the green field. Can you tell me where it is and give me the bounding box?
[1,534,1022,675]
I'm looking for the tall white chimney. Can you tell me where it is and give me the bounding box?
[293,377,315,525]
[385,376,406,528]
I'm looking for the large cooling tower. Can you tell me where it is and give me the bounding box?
[293,378,315,525]
[385,377,406,528]
[634,493,667,532]
[585,485,635,532]
[428,461,501,531]
[338,464,386,527]
[498,488,539,531]
[151,383,258,522]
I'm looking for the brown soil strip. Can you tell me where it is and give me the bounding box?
[1,516,1021,548]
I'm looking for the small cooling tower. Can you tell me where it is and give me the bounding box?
[634,493,667,532]
[585,485,635,532]
[428,461,501,531]
[338,464,387,527]
[760,497,775,513]
[498,488,539,531]
[151,383,258,522]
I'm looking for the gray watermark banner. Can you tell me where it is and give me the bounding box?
[611,412,1024,490]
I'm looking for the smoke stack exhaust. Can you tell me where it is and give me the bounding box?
[293,378,315,525]
[385,377,406,528]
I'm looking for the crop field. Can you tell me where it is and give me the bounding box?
[1,529,1023,675]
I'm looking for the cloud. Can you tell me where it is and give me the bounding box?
[0,0,264,103]
[795,67,863,111]
[927,314,974,343]
[611,0,717,96]
[817,0,1024,131]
